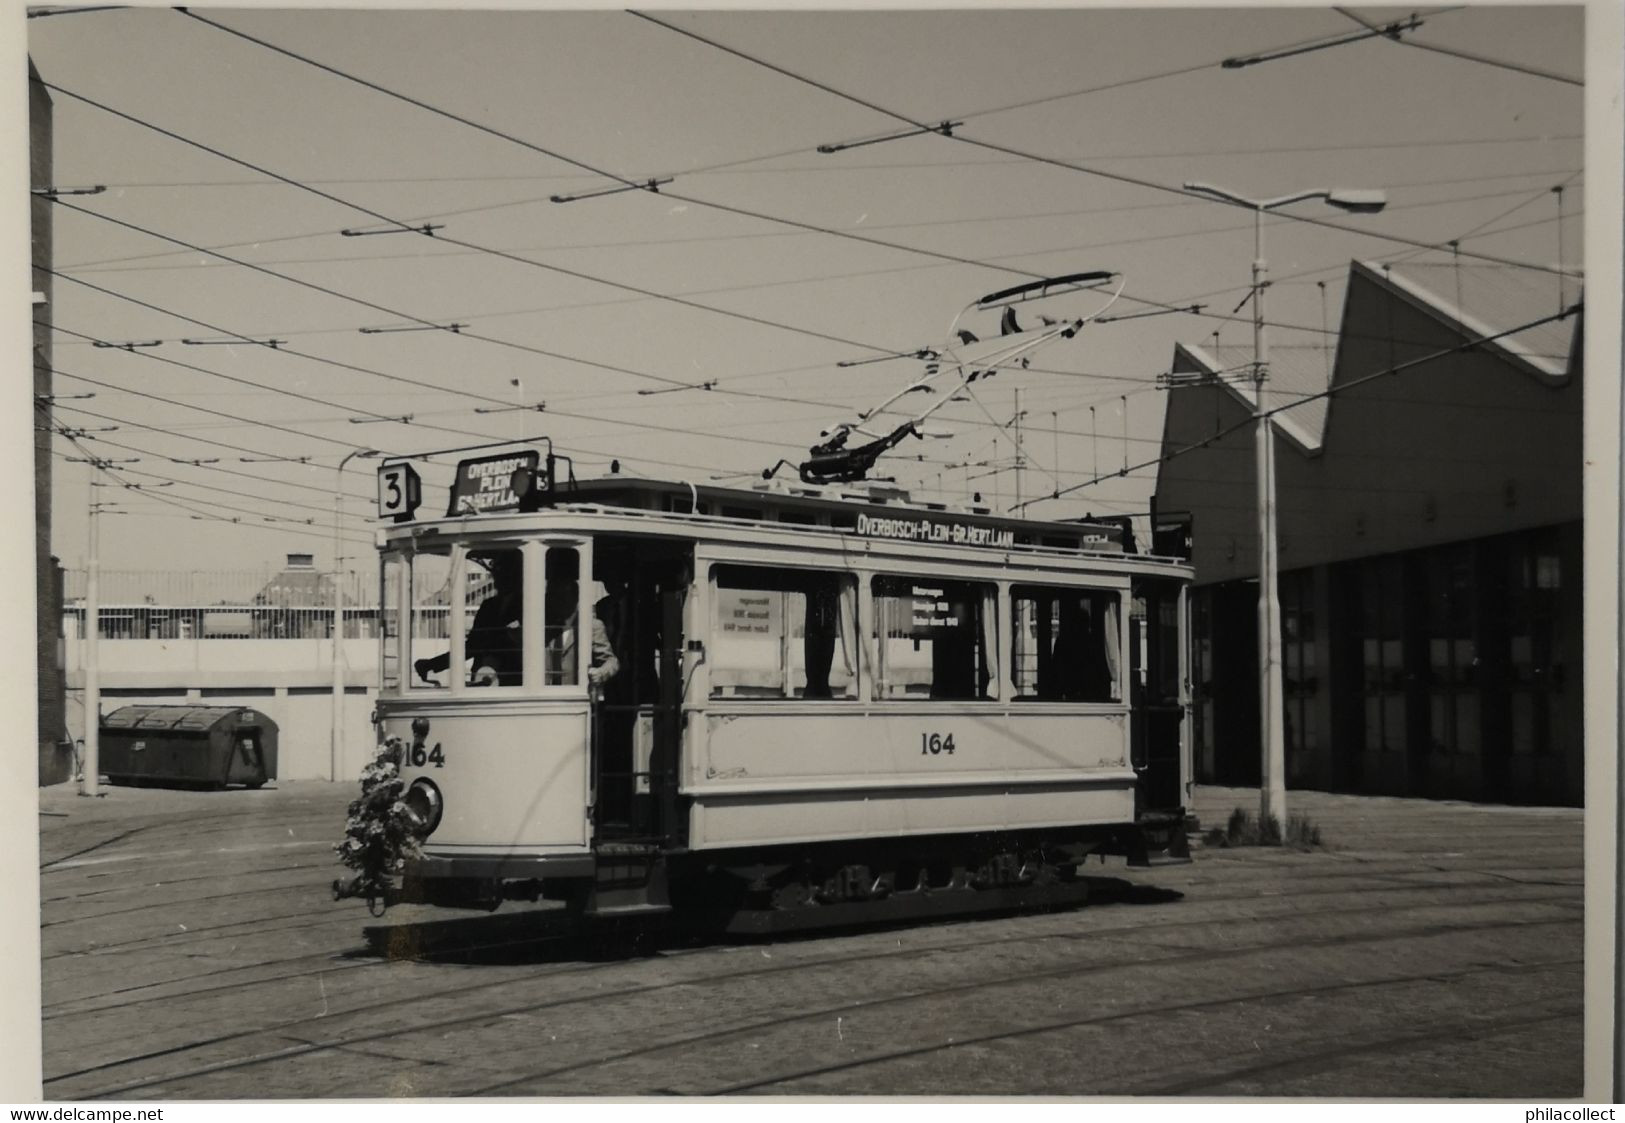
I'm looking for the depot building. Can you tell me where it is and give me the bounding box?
[1153,259,1583,806]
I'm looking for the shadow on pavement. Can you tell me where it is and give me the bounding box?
[341,874,1185,966]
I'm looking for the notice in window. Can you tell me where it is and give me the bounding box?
[718,589,782,636]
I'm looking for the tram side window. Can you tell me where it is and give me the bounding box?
[544,546,582,687]
[407,549,454,690]
[710,565,857,700]
[1011,585,1120,703]
[380,554,404,691]
[872,576,997,701]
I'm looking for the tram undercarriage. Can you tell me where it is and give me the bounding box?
[389,816,1190,933]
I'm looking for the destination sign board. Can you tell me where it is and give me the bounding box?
[447,451,542,516]
[853,512,1015,550]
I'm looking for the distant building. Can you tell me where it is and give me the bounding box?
[32,60,71,785]
[252,553,337,638]
[1154,259,1582,806]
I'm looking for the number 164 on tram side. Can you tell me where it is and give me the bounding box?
[349,445,1194,932]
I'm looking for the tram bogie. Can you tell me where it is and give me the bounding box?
[351,454,1194,932]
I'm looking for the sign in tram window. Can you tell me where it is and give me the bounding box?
[1010,585,1121,702]
[711,565,857,700]
[872,576,997,701]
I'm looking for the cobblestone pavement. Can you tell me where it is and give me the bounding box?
[38,780,1582,1099]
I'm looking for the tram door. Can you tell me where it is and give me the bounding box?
[1130,577,1186,813]
[591,538,690,843]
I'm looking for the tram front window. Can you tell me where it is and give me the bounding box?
[872,576,997,701]
[411,546,526,688]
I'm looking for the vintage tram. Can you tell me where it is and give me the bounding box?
[360,447,1192,932]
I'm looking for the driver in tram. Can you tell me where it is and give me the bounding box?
[414,552,523,686]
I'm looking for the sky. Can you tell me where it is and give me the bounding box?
[25,3,1589,586]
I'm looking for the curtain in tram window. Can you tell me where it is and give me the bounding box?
[1012,595,1031,697]
[802,583,838,698]
[980,586,999,698]
[836,578,858,681]
[1101,595,1121,701]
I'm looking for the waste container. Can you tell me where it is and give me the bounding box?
[99,705,278,790]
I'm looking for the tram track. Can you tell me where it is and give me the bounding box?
[42,866,1577,1025]
[53,907,1578,1098]
[1147,1007,1582,1096]
[42,863,1579,1034]
[42,869,328,929]
[42,859,326,907]
[697,957,1583,1096]
[40,843,1580,960]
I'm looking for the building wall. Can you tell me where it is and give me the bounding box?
[32,63,69,785]
[63,635,381,781]
[1159,267,1582,806]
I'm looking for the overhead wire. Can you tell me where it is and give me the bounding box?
[625,11,1576,278]
[52,11,1584,513]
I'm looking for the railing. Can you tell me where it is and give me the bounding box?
[62,568,373,606]
[61,604,448,641]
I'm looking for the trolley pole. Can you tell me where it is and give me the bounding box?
[1013,388,1024,515]
[332,449,377,781]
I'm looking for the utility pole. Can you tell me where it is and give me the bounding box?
[66,454,137,797]
[333,448,378,781]
[1182,182,1387,827]
[80,501,118,797]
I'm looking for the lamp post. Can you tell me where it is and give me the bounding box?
[1182,183,1386,826]
[332,448,378,781]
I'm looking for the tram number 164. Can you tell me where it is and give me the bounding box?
[920,733,957,756]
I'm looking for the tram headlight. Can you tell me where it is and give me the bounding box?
[401,778,443,837]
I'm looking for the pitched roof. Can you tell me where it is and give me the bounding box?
[1364,259,1579,380]
[1172,342,1333,453]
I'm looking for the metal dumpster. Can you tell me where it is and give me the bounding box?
[99,705,278,790]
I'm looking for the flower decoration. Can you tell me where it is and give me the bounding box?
[332,735,422,916]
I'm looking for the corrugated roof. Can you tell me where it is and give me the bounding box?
[1372,260,1578,378]
[1175,342,1332,453]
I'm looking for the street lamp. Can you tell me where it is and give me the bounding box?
[1181,182,1387,826]
[333,447,379,781]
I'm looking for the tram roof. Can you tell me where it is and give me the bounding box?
[424,473,1144,556]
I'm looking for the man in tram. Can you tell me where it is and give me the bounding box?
[414,551,524,687]
[543,551,620,690]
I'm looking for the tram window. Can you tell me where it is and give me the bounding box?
[406,547,526,688]
[543,546,582,686]
[872,576,997,701]
[407,549,454,690]
[380,555,404,691]
[462,548,524,687]
[1011,586,1121,702]
[711,565,857,700]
